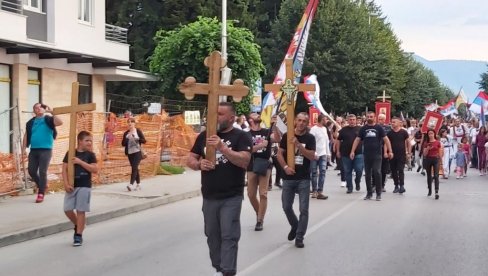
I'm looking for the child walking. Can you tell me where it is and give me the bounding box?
[455,144,467,179]
[62,131,98,246]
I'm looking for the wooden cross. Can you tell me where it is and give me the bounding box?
[52,82,96,183]
[264,58,315,170]
[377,90,391,102]
[178,51,249,164]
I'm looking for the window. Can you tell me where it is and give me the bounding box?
[0,64,11,153]
[78,74,92,104]
[78,0,92,23]
[23,0,42,12]
[27,68,41,113]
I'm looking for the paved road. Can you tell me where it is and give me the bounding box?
[1,169,487,276]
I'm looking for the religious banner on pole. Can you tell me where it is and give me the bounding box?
[309,106,319,127]
[261,0,319,127]
[422,111,443,134]
[251,79,262,113]
[375,101,391,124]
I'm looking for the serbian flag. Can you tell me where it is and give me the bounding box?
[468,91,488,114]
[261,0,319,127]
[438,99,458,117]
[424,103,439,112]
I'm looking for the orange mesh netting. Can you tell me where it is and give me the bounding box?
[161,114,199,167]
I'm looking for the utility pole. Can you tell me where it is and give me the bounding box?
[220,0,232,102]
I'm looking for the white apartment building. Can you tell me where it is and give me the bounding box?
[0,0,156,153]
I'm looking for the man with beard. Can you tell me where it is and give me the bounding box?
[246,113,281,231]
[187,102,253,276]
[387,117,410,194]
[336,114,363,193]
[277,112,316,248]
[350,112,393,201]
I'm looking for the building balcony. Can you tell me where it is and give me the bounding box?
[0,0,22,14]
[105,24,128,44]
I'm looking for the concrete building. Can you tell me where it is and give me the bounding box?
[0,0,156,153]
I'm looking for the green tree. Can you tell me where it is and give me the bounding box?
[478,65,488,91]
[149,17,264,115]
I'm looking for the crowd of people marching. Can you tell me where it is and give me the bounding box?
[189,103,488,276]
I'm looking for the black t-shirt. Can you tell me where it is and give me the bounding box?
[358,124,385,157]
[387,129,409,158]
[190,128,252,200]
[248,128,271,171]
[63,150,97,188]
[279,132,316,180]
[338,126,363,155]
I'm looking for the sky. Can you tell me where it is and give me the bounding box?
[373,0,488,62]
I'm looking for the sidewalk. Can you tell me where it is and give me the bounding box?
[0,169,202,248]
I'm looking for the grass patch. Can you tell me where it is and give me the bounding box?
[157,164,186,175]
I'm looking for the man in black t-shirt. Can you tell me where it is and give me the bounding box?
[277,112,316,249]
[187,102,252,276]
[62,131,98,247]
[336,114,364,193]
[387,117,410,194]
[351,112,393,201]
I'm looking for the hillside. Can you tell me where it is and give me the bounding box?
[414,55,487,100]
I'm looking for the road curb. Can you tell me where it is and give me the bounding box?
[0,189,201,248]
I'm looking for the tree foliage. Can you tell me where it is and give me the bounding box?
[149,17,264,115]
[478,65,488,91]
[106,0,454,118]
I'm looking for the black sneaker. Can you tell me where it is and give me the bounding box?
[399,186,406,194]
[421,171,426,176]
[346,190,353,194]
[364,194,372,200]
[376,194,382,201]
[295,239,305,248]
[73,234,83,247]
[355,183,360,191]
[255,221,263,231]
[417,166,422,173]
[435,193,439,200]
[287,226,297,241]
[393,186,399,193]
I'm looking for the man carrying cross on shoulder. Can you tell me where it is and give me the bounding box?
[277,112,316,248]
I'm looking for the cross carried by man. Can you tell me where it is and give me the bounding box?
[53,82,96,183]
[179,51,249,164]
[264,58,316,170]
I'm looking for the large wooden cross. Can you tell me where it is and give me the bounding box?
[179,51,249,164]
[264,58,315,170]
[377,90,391,102]
[52,82,96,183]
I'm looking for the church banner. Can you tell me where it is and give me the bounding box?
[375,101,391,124]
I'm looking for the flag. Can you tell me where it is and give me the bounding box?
[438,99,458,117]
[261,0,319,127]
[303,74,328,116]
[468,91,488,114]
[455,88,468,108]
[424,103,438,112]
[400,111,405,122]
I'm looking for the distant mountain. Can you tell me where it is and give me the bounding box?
[413,55,487,101]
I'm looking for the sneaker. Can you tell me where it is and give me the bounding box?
[73,234,83,247]
[376,195,382,201]
[346,190,353,194]
[135,184,141,191]
[316,192,328,200]
[35,193,44,203]
[355,183,360,191]
[127,184,133,191]
[364,194,372,200]
[456,176,460,179]
[255,221,263,231]
[421,171,426,176]
[311,191,318,198]
[287,226,297,241]
[399,186,406,194]
[295,239,305,248]
[393,186,399,193]
[435,193,439,200]
[340,181,346,187]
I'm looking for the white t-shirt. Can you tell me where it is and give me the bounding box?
[469,127,479,144]
[310,125,331,157]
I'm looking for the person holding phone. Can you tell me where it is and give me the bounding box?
[122,118,146,191]
[23,103,63,203]
[422,129,441,200]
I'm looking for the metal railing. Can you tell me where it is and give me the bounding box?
[105,23,128,44]
[0,0,22,14]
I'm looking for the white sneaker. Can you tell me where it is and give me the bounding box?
[340,181,346,187]
[135,184,141,191]
[456,176,460,179]
[127,184,134,191]
[214,272,223,276]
